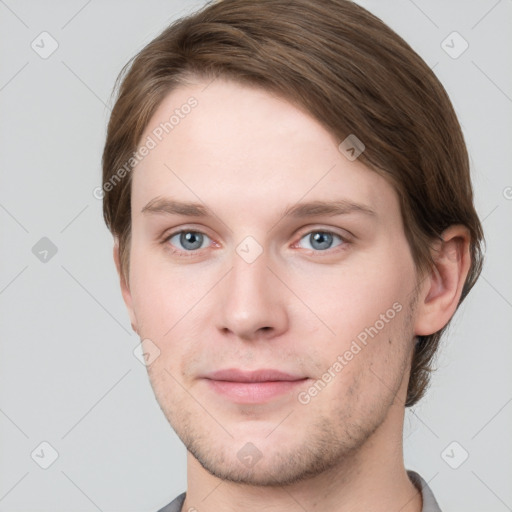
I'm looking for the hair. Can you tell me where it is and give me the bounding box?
[102,0,484,407]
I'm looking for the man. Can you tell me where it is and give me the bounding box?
[101,1,484,511]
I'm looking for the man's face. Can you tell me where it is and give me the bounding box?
[122,77,421,486]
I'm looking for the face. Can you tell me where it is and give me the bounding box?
[122,77,421,486]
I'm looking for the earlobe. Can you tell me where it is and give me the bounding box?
[113,239,139,335]
[414,226,471,336]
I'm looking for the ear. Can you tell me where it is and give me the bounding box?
[414,225,471,336]
[113,238,139,335]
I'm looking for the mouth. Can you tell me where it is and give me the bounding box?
[202,368,309,403]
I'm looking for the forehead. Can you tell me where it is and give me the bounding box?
[131,77,399,222]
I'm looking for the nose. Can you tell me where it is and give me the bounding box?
[216,244,289,341]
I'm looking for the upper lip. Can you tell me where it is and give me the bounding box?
[204,369,307,382]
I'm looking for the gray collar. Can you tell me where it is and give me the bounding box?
[158,470,442,512]
[408,470,443,512]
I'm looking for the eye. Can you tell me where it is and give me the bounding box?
[166,230,211,252]
[297,230,345,251]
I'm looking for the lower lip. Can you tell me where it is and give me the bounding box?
[205,379,308,403]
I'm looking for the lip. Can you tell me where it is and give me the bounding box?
[205,368,306,382]
[202,368,309,403]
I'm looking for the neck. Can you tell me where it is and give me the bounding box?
[182,400,422,512]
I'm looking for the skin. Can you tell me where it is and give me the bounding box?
[114,76,471,512]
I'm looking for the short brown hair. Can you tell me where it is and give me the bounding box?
[102,0,484,406]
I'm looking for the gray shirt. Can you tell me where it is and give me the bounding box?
[157,470,441,512]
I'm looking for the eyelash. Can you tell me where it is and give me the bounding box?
[161,227,350,258]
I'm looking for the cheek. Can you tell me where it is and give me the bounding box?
[128,244,220,368]
[295,245,415,395]
[290,246,415,346]
[307,302,412,420]
[130,243,200,311]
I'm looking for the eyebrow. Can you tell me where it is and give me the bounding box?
[141,197,376,219]
[282,199,376,218]
[141,197,209,216]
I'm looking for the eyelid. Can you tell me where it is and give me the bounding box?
[161,224,215,242]
[293,225,353,243]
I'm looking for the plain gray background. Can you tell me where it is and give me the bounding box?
[0,0,511,510]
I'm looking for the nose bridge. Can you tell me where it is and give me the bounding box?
[217,240,288,339]
[231,244,269,296]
